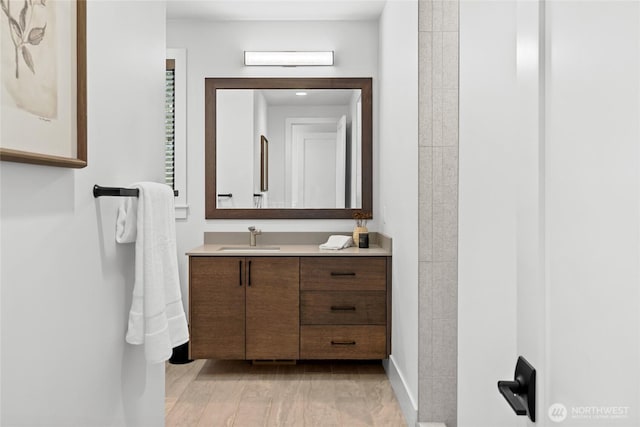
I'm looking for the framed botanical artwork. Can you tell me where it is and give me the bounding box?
[0,0,87,168]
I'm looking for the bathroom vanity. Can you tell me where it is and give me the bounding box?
[187,232,391,361]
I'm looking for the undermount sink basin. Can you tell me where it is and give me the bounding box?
[218,246,281,252]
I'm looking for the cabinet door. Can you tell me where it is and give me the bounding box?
[245,257,299,360]
[189,257,245,359]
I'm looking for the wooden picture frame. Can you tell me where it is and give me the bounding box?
[0,0,87,168]
[260,135,268,192]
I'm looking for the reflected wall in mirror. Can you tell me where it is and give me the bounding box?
[205,78,372,219]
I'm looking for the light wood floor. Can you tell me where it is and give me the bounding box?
[166,359,407,427]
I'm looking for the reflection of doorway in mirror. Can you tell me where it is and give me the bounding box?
[289,116,347,209]
[297,132,337,208]
[285,117,338,208]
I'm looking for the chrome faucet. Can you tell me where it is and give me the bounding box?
[248,226,262,246]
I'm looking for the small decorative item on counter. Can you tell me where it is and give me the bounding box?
[352,211,372,245]
[358,232,369,248]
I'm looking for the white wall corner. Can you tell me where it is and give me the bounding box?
[384,356,418,427]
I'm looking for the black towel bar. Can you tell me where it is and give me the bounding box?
[93,184,178,198]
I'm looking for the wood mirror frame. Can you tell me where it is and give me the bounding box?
[205,77,373,219]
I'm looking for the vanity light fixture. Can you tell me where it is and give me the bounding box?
[295,92,308,96]
[244,51,334,67]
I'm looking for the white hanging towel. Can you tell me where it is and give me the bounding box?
[116,182,189,363]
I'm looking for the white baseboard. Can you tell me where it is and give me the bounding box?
[383,356,418,427]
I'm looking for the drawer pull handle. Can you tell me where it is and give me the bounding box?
[330,272,356,276]
[331,340,356,346]
[331,305,356,311]
[239,260,242,286]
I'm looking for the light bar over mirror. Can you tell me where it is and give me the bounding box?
[244,51,334,67]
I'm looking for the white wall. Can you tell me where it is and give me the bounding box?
[378,1,419,423]
[0,1,166,425]
[458,2,520,426]
[166,19,378,306]
[348,91,361,208]
[216,90,255,208]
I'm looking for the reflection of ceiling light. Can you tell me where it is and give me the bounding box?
[296,92,308,96]
[244,51,334,66]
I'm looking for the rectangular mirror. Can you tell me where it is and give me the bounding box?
[205,78,372,219]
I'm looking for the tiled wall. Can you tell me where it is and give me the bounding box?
[418,0,459,426]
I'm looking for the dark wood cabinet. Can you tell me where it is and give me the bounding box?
[189,257,245,359]
[245,257,299,360]
[300,257,390,359]
[189,256,299,360]
[189,254,391,361]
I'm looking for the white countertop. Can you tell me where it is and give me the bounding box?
[187,243,391,257]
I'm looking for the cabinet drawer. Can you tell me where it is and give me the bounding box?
[301,291,386,325]
[300,326,386,359]
[300,257,386,291]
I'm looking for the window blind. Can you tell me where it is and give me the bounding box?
[165,59,176,189]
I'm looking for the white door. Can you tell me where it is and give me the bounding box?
[290,116,347,208]
[460,1,640,426]
[295,132,337,208]
[286,118,338,207]
[522,2,640,426]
